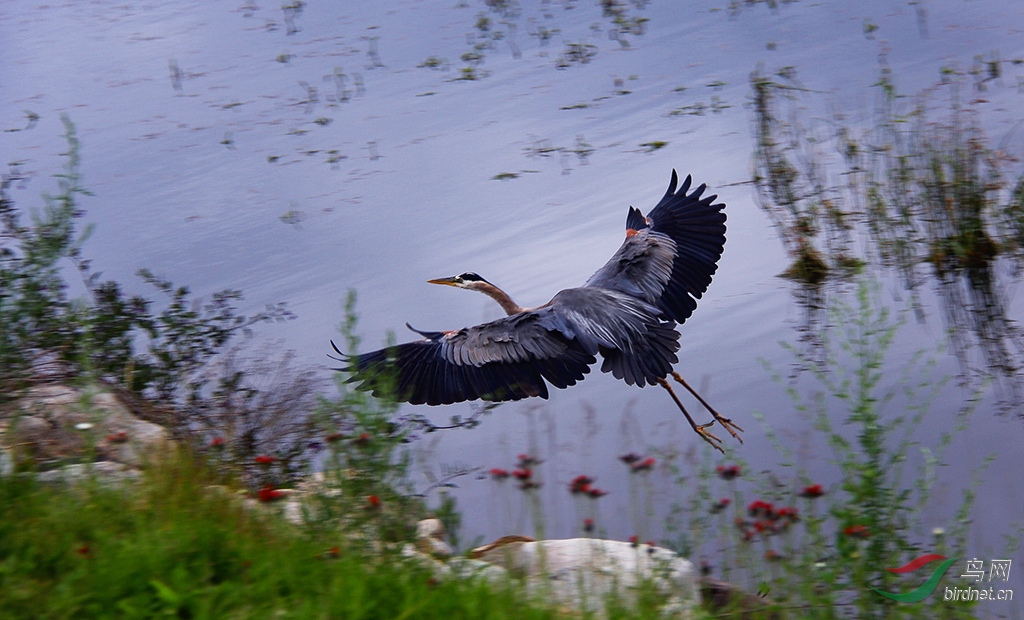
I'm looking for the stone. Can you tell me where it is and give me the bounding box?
[34,461,141,486]
[1,382,171,469]
[474,537,699,617]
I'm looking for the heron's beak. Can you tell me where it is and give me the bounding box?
[427,276,459,287]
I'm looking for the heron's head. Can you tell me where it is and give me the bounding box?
[427,272,491,290]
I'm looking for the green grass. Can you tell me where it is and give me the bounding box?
[0,456,570,620]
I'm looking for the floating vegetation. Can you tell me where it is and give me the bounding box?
[451,67,490,81]
[325,150,346,165]
[751,61,1024,395]
[417,56,448,70]
[276,53,293,64]
[667,96,730,117]
[639,141,667,153]
[492,172,520,181]
[560,102,590,110]
[267,155,280,163]
[600,0,650,47]
[279,209,306,227]
[313,117,332,126]
[460,50,485,66]
[556,41,597,69]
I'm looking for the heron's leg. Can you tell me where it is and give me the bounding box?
[670,372,744,443]
[657,378,725,454]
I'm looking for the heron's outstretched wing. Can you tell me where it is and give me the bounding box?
[335,308,596,406]
[584,170,726,324]
[335,287,682,404]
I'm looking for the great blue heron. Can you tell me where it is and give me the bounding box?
[332,170,742,452]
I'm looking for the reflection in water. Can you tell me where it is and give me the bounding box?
[751,61,1024,408]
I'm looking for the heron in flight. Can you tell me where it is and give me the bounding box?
[333,170,742,452]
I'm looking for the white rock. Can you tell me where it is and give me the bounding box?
[476,538,698,617]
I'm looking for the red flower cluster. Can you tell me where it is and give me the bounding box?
[799,484,825,498]
[366,494,382,509]
[512,468,532,481]
[737,499,800,540]
[489,468,510,479]
[716,464,741,480]
[255,455,277,464]
[569,475,609,498]
[511,467,541,490]
[210,436,225,448]
[583,518,595,533]
[257,486,286,502]
[354,432,372,446]
[843,524,870,539]
[106,431,129,443]
[569,475,593,494]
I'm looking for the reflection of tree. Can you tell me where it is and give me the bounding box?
[750,62,1024,405]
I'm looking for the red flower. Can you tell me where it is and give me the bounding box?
[366,494,382,509]
[799,484,825,498]
[628,535,639,547]
[257,486,286,502]
[631,457,656,472]
[645,540,656,547]
[587,488,608,498]
[354,432,371,445]
[748,500,775,520]
[583,518,595,533]
[569,475,594,494]
[106,431,129,443]
[512,468,532,480]
[716,465,740,480]
[776,506,799,522]
[76,544,91,556]
[327,546,341,558]
[489,468,510,479]
[843,524,870,539]
[210,436,225,448]
[325,433,346,443]
[255,455,276,464]
[710,498,731,514]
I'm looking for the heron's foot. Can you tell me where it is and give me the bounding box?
[713,413,744,443]
[669,371,744,445]
[694,421,725,454]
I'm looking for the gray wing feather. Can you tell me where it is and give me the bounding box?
[583,230,677,304]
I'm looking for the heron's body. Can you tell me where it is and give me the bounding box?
[334,170,742,450]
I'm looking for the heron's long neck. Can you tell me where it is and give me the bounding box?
[477,282,523,315]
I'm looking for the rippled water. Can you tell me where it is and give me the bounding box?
[4,0,1024,608]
